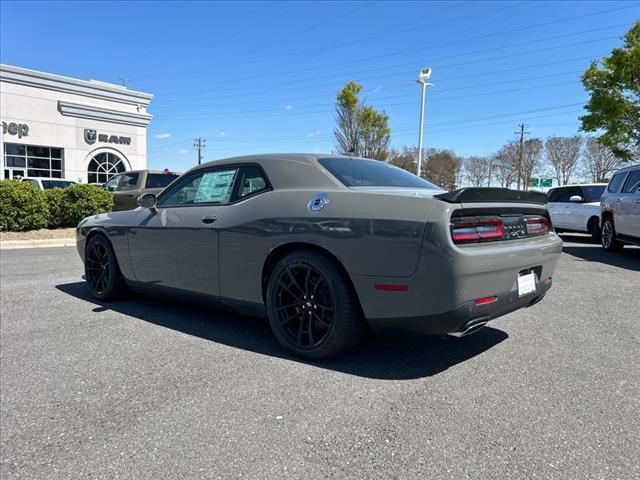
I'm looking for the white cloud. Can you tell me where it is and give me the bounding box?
[154,133,171,139]
[306,130,320,138]
[219,130,227,136]
[372,86,382,93]
[284,105,293,110]
[178,149,188,154]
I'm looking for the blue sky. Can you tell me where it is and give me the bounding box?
[1,0,638,172]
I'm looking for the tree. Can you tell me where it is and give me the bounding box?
[424,148,462,190]
[520,138,544,190]
[545,135,583,186]
[464,156,491,187]
[334,81,362,156]
[583,137,623,182]
[388,147,416,174]
[333,81,391,160]
[492,141,520,188]
[580,22,640,161]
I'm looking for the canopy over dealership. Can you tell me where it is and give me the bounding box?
[0,64,152,183]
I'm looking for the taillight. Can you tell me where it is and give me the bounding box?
[525,216,549,235]
[451,217,504,243]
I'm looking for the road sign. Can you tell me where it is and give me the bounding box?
[529,178,539,187]
[540,178,553,187]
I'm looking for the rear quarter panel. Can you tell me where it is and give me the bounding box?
[217,189,440,303]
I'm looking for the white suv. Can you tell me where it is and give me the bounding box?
[547,184,607,241]
[600,164,640,251]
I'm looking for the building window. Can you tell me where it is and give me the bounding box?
[3,143,64,179]
[87,152,126,184]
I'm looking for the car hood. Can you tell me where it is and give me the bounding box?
[349,186,448,198]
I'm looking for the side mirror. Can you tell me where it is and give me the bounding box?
[138,193,157,212]
[569,195,583,202]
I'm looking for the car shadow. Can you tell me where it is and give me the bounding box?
[56,281,508,381]
[560,234,640,272]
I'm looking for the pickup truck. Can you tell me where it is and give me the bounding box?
[104,170,180,211]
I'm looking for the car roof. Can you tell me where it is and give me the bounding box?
[22,177,75,181]
[612,163,640,174]
[549,183,607,190]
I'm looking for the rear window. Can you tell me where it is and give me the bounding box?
[581,185,606,202]
[318,157,439,189]
[607,172,627,193]
[41,180,74,189]
[146,173,178,188]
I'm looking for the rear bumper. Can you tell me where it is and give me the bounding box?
[367,277,552,336]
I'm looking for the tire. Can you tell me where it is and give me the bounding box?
[601,217,624,252]
[84,234,126,300]
[265,250,366,360]
[587,217,601,243]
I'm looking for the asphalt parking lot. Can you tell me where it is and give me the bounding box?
[1,236,638,479]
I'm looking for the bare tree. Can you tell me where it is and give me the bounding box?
[521,138,544,190]
[493,141,520,188]
[464,156,491,187]
[545,136,583,186]
[424,148,462,190]
[388,146,417,174]
[583,137,623,182]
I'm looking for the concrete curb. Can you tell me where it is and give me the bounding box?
[0,238,76,250]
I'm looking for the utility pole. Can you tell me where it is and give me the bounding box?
[515,123,530,190]
[118,77,129,87]
[194,137,206,165]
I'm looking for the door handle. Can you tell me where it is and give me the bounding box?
[201,215,217,224]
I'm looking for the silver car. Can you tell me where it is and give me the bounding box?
[76,154,562,359]
[600,164,640,251]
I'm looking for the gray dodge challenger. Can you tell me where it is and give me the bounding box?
[77,154,562,359]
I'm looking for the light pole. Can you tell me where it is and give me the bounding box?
[416,68,433,178]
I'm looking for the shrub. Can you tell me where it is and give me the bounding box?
[0,180,49,231]
[59,184,113,227]
[43,187,66,228]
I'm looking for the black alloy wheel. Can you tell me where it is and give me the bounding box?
[266,251,365,360]
[85,235,125,300]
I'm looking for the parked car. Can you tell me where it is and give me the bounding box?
[104,169,180,211]
[547,183,607,241]
[600,164,640,251]
[19,177,76,190]
[76,154,562,360]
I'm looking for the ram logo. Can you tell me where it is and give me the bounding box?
[84,129,97,145]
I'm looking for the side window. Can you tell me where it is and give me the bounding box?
[236,166,269,199]
[547,188,564,202]
[607,172,627,193]
[104,175,121,191]
[555,188,579,202]
[119,172,140,190]
[158,168,238,207]
[621,170,640,193]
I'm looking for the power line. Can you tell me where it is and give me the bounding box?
[147,7,633,94]
[153,55,603,111]
[135,1,532,90]
[156,34,619,104]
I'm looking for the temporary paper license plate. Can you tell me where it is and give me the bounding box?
[517,272,537,297]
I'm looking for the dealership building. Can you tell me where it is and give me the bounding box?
[0,64,152,183]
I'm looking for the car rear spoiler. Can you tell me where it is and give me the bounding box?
[435,188,547,204]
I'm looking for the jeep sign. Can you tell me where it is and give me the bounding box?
[2,121,29,139]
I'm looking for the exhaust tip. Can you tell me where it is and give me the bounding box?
[448,319,489,338]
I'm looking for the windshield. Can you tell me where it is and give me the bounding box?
[41,180,74,189]
[146,173,178,188]
[581,185,606,202]
[319,157,440,189]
